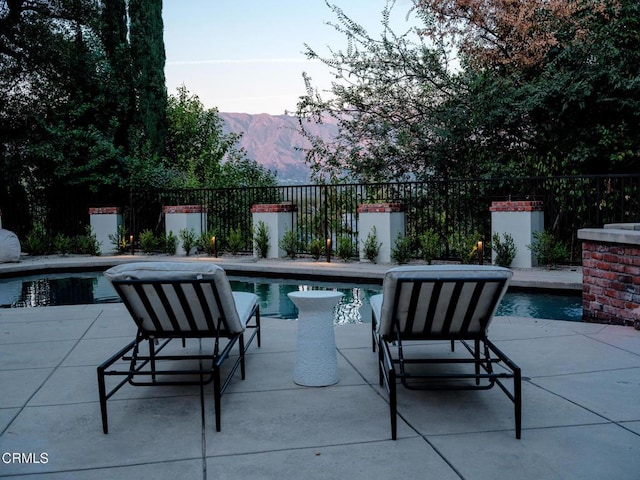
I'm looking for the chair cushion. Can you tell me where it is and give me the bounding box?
[232,292,259,329]
[104,261,223,281]
[0,229,21,263]
[377,265,512,337]
[104,262,256,334]
[370,293,383,326]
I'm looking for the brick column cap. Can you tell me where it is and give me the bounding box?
[357,202,405,213]
[251,203,298,213]
[490,200,543,212]
[163,205,206,214]
[89,207,121,215]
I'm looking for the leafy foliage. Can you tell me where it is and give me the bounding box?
[0,3,275,238]
[308,238,325,261]
[179,228,196,256]
[76,225,101,255]
[153,86,277,189]
[163,231,178,255]
[391,232,412,265]
[415,0,604,69]
[296,3,457,182]
[336,235,355,262]
[129,0,167,156]
[297,0,640,180]
[253,221,270,258]
[419,229,440,265]
[528,230,569,267]
[361,227,382,263]
[491,232,517,267]
[450,231,482,264]
[139,229,158,254]
[279,229,299,259]
[53,233,73,256]
[198,230,218,256]
[109,225,130,254]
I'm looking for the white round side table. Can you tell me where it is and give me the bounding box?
[287,290,343,387]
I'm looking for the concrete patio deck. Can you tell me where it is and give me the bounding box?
[1,257,639,479]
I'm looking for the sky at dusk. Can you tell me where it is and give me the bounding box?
[162,0,416,115]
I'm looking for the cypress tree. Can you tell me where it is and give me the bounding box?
[101,0,134,152]
[129,0,167,155]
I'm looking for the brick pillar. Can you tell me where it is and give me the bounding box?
[250,203,297,258]
[578,225,640,327]
[163,205,206,255]
[357,203,405,263]
[89,207,123,255]
[490,201,544,268]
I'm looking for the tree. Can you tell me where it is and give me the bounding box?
[0,0,128,190]
[296,2,457,182]
[129,0,167,156]
[413,0,606,69]
[100,0,134,153]
[127,86,276,189]
[298,0,639,180]
[423,0,639,175]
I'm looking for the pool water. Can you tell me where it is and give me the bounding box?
[0,272,583,322]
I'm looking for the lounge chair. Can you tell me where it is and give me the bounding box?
[97,262,260,433]
[371,265,521,439]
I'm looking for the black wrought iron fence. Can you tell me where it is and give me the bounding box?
[124,175,640,263]
[3,174,639,263]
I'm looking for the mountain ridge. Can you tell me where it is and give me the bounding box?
[219,112,338,184]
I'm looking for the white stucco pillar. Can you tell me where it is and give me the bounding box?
[490,200,544,268]
[89,207,123,255]
[357,203,405,264]
[250,203,297,259]
[163,205,206,255]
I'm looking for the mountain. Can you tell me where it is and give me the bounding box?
[219,112,338,184]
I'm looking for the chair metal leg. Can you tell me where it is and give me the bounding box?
[389,363,397,440]
[239,333,246,380]
[372,316,377,352]
[149,339,156,382]
[213,366,222,432]
[97,366,109,434]
[256,307,261,348]
[378,338,384,386]
[475,339,481,385]
[515,368,522,439]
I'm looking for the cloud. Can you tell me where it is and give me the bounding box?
[166,58,314,66]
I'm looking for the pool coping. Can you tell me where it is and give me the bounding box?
[0,253,583,293]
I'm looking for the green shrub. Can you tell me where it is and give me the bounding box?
[198,229,218,256]
[163,230,178,255]
[68,227,100,256]
[279,228,299,259]
[527,230,569,267]
[336,235,354,262]
[53,233,72,256]
[179,228,196,256]
[139,229,158,254]
[391,231,412,264]
[79,225,101,255]
[253,221,270,258]
[450,231,481,264]
[308,238,325,261]
[361,227,381,263]
[492,232,517,267]
[228,226,243,256]
[108,225,129,254]
[419,229,440,264]
[23,224,50,256]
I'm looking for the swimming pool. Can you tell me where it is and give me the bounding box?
[0,271,583,322]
